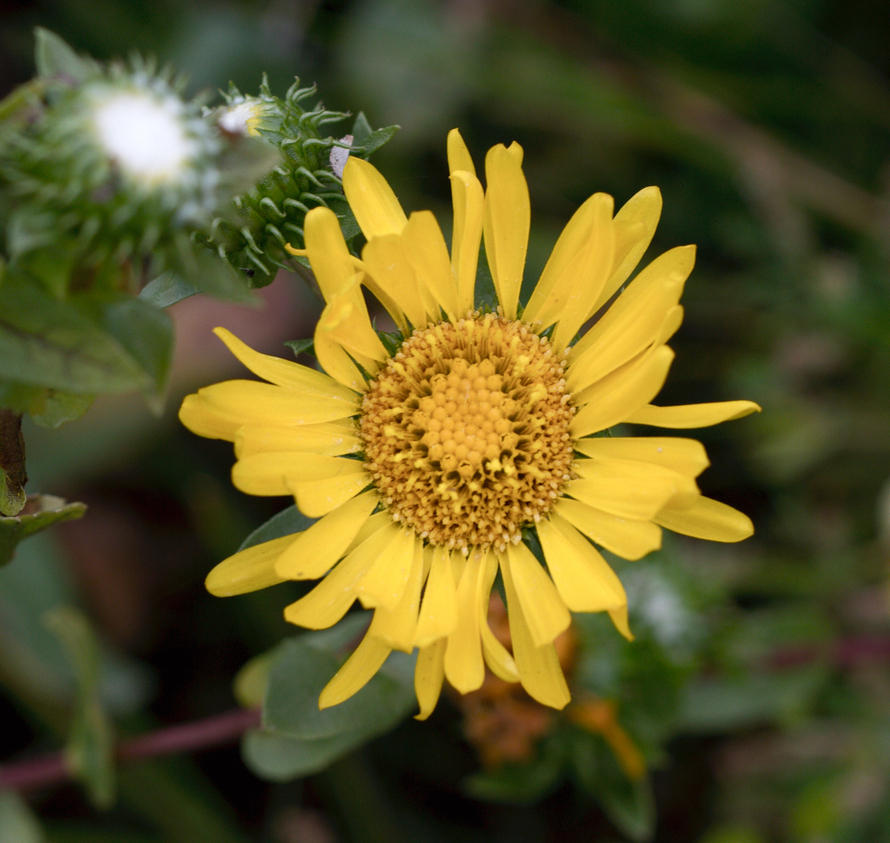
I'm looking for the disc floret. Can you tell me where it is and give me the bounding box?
[360,314,575,552]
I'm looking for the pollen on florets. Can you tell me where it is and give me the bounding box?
[360,314,575,552]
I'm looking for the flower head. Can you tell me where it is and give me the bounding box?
[180,129,759,717]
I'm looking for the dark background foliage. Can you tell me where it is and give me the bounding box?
[1,1,888,840]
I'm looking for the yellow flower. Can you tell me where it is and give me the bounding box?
[179,129,759,718]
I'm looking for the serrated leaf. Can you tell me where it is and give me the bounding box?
[0,494,86,566]
[45,607,115,809]
[0,277,167,396]
[263,614,415,741]
[34,28,98,83]
[238,505,316,552]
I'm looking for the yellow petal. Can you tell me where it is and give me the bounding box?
[303,207,356,300]
[367,540,425,651]
[414,639,446,720]
[319,633,392,709]
[315,276,388,370]
[292,469,372,518]
[356,527,418,610]
[415,546,458,647]
[283,520,398,629]
[481,620,519,682]
[555,497,662,561]
[571,346,675,438]
[500,551,571,709]
[232,453,365,497]
[524,192,607,327]
[190,380,357,430]
[570,456,698,518]
[594,186,663,311]
[313,324,368,393]
[567,245,694,388]
[536,515,627,612]
[342,156,407,238]
[234,420,360,458]
[362,234,430,330]
[574,436,709,477]
[450,170,484,314]
[627,400,762,428]
[608,604,634,641]
[502,543,570,647]
[178,394,241,441]
[205,534,293,596]
[212,327,357,402]
[444,552,494,693]
[447,128,476,178]
[483,142,529,319]
[402,211,459,321]
[275,490,378,579]
[655,496,754,542]
[547,195,616,350]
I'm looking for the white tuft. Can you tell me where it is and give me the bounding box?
[92,90,194,185]
[330,134,353,178]
[219,101,261,136]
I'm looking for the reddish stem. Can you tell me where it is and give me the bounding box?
[0,707,260,793]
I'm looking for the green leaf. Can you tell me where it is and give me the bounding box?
[139,272,199,308]
[34,28,98,83]
[45,607,116,809]
[571,731,655,842]
[0,791,44,843]
[263,614,415,740]
[283,338,315,359]
[0,494,87,566]
[244,615,415,781]
[97,297,173,400]
[238,505,316,552]
[350,112,399,157]
[464,752,564,803]
[173,248,259,304]
[233,651,274,709]
[677,666,828,733]
[0,277,169,396]
[243,725,381,781]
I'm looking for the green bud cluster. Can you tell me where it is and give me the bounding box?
[204,76,386,284]
[0,40,246,295]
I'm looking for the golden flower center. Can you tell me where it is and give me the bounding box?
[360,314,575,551]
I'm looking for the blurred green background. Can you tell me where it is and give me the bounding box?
[1,0,889,840]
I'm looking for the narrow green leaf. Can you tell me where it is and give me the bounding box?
[139,272,199,308]
[0,494,86,566]
[45,607,115,809]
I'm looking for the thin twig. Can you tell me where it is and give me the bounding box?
[0,706,261,793]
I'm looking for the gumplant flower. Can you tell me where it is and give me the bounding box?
[179,130,759,717]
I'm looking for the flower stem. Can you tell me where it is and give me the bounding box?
[0,707,260,793]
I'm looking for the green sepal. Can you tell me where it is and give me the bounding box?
[44,607,116,809]
[0,494,87,566]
